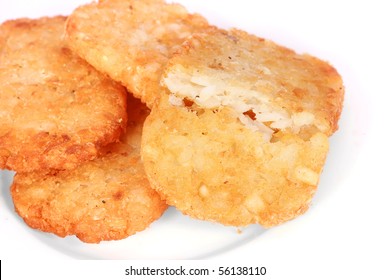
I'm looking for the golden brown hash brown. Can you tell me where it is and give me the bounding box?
[141,29,344,227]
[142,96,329,227]
[65,0,210,108]
[0,16,127,173]
[163,28,344,136]
[11,96,167,243]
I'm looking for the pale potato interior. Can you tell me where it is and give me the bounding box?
[164,69,321,141]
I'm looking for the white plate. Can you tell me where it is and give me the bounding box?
[1,1,389,277]
[0,169,265,259]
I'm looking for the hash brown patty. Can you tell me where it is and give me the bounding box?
[0,16,127,173]
[141,29,344,227]
[11,96,167,243]
[65,0,210,107]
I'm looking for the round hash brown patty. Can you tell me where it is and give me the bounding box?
[65,0,210,107]
[141,28,344,227]
[11,96,167,243]
[141,96,329,228]
[0,16,127,172]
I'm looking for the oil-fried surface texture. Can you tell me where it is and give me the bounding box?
[142,29,344,227]
[163,29,344,136]
[0,17,127,173]
[65,0,210,108]
[12,96,167,243]
[142,96,329,227]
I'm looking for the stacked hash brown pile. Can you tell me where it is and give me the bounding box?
[0,0,344,243]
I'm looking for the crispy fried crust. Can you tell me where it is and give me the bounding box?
[141,29,344,227]
[142,96,329,227]
[163,28,344,135]
[11,96,167,243]
[65,0,210,108]
[0,17,127,173]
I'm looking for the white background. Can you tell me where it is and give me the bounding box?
[1,0,389,279]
